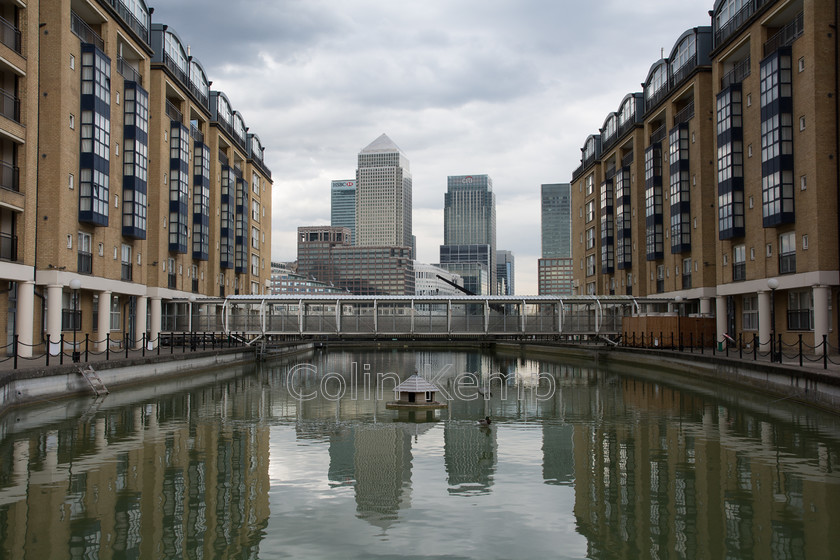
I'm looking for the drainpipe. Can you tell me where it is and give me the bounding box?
[834,2,839,339]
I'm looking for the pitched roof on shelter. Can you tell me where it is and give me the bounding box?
[394,374,440,393]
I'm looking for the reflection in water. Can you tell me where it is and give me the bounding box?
[0,349,836,558]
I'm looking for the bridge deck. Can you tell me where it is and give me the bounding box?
[170,294,672,339]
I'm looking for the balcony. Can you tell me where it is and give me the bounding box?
[70,11,104,51]
[190,123,204,144]
[0,88,20,122]
[0,231,16,261]
[673,100,695,127]
[78,250,93,274]
[189,82,209,110]
[0,15,21,53]
[650,125,666,145]
[106,0,149,44]
[165,99,182,123]
[162,52,188,88]
[721,57,751,89]
[117,57,142,85]
[670,54,698,87]
[0,160,18,192]
[764,12,804,57]
[621,151,634,168]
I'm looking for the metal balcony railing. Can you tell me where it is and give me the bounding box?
[721,57,751,89]
[673,100,695,126]
[670,54,698,88]
[165,99,182,123]
[190,123,204,144]
[107,0,149,44]
[764,12,804,56]
[70,11,104,51]
[163,52,188,88]
[117,57,142,85]
[650,125,666,145]
[0,15,21,53]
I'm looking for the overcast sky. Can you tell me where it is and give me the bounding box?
[153,0,712,294]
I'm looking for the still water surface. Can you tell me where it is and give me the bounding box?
[0,348,838,559]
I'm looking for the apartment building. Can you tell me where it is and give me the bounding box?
[571,0,838,349]
[0,0,273,356]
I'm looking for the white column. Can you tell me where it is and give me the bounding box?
[16,281,34,358]
[150,297,162,348]
[813,285,830,353]
[758,290,771,352]
[46,284,63,355]
[135,296,148,349]
[700,297,712,316]
[715,296,727,346]
[97,290,111,352]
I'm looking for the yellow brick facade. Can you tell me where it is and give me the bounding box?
[571,0,838,350]
[0,0,273,356]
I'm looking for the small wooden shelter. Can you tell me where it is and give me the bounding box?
[386,373,448,410]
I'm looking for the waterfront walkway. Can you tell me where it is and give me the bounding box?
[1,339,839,383]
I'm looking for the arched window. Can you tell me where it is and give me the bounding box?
[646,64,667,100]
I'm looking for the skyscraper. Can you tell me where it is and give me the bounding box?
[331,180,356,244]
[539,183,573,295]
[440,174,496,294]
[355,134,412,252]
[496,250,515,295]
[541,184,571,258]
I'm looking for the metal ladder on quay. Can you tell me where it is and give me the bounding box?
[77,364,109,396]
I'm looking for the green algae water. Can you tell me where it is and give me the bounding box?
[0,347,837,559]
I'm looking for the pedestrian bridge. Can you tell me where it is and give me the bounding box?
[181,295,671,340]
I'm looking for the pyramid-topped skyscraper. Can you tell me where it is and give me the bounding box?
[355,134,413,252]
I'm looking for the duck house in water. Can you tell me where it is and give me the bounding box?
[386,374,448,410]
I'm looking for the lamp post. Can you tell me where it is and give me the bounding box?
[69,278,81,362]
[767,278,779,362]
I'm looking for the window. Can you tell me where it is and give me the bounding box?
[585,254,596,276]
[78,232,92,275]
[788,290,813,331]
[682,258,692,289]
[743,295,758,330]
[645,143,664,260]
[585,227,595,250]
[585,174,594,196]
[110,295,121,332]
[717,85,744,239]
[585,200,595,223]
[656,265,665,293]
[252,200,260,222]
[121,243,132,281]
[669,124,691,252]
[779,232,795,274]
[251,226,260,249]
[760,48,794,227]
[733,244,746,281]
